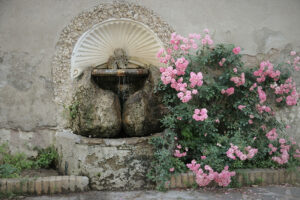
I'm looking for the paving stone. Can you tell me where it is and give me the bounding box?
[23,186,300,200]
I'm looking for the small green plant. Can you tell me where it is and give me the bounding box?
[68,101,80,120]
[254,177,263,185]
[229,176,242,188]
[34,146,59,169]
[242,173,251,186]
[0,143,59,178]
[0,192,19,199]
[0,164,19,178]
[0,143,34,173]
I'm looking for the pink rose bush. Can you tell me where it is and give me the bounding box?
[150,30,300,190]
[187,160,235,187]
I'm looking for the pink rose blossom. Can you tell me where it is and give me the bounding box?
[279,138,286,144]
[174,149,187,158]
[266,128,278,141]
[253,60,280,83]
[290,51,296,56]
[232,46,241,55]
[219,58,226,66]
[189,72,203,88]
[238,105,246,110]
[249,83,257,91]
[193,108,208,121]
[169,168,175,172]
[257,86,267,104]
[276,97,283,102]
[222,87,235,96]
[230,73,245,87]
[227,144,257,161]
[268,144,277,155]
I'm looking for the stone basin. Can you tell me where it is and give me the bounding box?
[91,68,149,103]
[91,68,149,77]
[56,129,162,190]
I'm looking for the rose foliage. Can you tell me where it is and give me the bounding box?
[148,30,300,190]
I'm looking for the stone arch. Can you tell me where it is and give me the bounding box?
[52,1,174,128]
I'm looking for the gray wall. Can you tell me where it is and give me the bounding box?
[1,0,300,153]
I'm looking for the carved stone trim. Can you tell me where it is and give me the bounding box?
[70,19,165,79]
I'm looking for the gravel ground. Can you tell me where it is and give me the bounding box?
[21,185,300,200]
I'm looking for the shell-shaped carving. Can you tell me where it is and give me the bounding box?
[71,18,164,79]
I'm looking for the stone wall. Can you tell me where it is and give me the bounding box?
[0,0,300,157]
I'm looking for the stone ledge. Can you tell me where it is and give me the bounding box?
[0,176,89,195]
[165,168,300,189]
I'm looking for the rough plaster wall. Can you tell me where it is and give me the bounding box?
[0,0,300,145]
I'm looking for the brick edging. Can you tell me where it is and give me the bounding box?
[165,168,300,189]
[0,175,89,195]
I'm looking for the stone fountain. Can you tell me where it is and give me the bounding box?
[69,48,164,138]
[53,16,173,190]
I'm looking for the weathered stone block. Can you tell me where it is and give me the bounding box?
[77,176,89,191]
[49,177,56,194]
[175,174,182,188]
[28,179,35,194]
[170,176,176,188]
[55,176,62,193]
[181,174,188,187]
[0,179,7,193]
[69,175,76,192]
[56,130,158,190]
[273,171,279,185]
[61,176,70,192]
[188,172,195,185]
[69,72,122,138]
[42,177,50,194]
[35,178,42,195]
[278,169,285,184]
